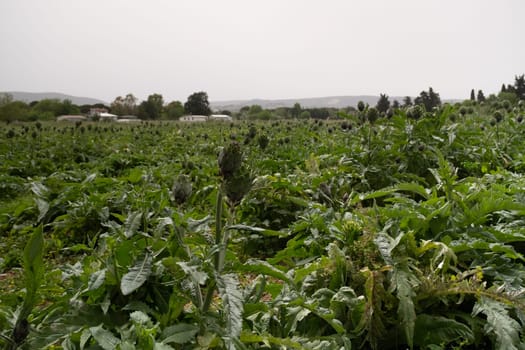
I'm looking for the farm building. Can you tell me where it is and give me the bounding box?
[209,114,232,121]
[98,112,118,121]
[57,115,87,122]
[180,115,208,122]
[116,115,140,123]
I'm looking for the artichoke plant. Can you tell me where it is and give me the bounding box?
[218,141,242,179]
[218,141,252,205]
[172,174,192,204]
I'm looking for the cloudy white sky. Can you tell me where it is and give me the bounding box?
[1,0,523,103]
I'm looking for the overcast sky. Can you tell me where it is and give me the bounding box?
[1,0,523,103]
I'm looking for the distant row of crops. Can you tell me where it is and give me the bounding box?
[1,99,524,349]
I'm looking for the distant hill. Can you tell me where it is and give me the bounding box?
[2,91,107,106]
[210,95,412,112]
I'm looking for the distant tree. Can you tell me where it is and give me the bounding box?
[392,100,400,109]
[514,74,525,100]
[309,108,330,119]
[291,102,302,118]
[165,100,184,119]
[249,105,263,115]
[501,84,507,93]
[402,96,412,107]
[255,110,273,120]
[357,101,366,112]
[375,93,390,114]
[59,99,80,115]
[184,91,211,115]
[111,93,138,116]
[414,87,441,111]
[470,89,476,101]
[138,93,164,119]
[299,110,311,119]
[477,90,486,102]
[219,110,232,116]
[32,98,78,117]
[0,101,30,122]
[0,93,13,107]
[498,91,518,105]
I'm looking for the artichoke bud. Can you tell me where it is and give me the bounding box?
[172,174,192,204]
[218,141,242,179]
[223,166,252,205]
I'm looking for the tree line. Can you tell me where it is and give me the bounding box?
[1,75,523,123]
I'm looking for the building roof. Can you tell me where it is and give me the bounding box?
[99,112,118,118]
[180,115,208,121]
[210,114,232,120]
[119,115,139,119]
[57,115,87,121]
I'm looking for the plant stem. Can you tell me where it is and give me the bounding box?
[202,186,224,313]
[214,185,223,272]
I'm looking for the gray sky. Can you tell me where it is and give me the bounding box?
[1,0,523,103]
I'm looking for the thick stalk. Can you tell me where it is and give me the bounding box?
[202,186,224,313]
[214,186,223,271]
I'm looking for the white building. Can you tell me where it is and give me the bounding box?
[98,112,118,121]
[57,115,87,122]
[209,114,233,121]
[180,115,208,122]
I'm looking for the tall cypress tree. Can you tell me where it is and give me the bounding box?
[477,90,486,102]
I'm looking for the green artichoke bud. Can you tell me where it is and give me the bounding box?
[406,105,423,120]
[257,134,269,150]
[493,110,503,123]
[223,166,252,205]
[218,141,242,179]
[172,174,192,204]
[366,107,379,124]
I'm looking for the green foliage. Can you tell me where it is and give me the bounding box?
[1,96,525,349]
[138,93,164,119]
[184,91,211,116]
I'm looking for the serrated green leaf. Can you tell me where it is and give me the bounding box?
[392,266,417,348]
[216,273,244,350]
[473,297,521,350]
[124,211,143,238]
[414,314,474,347]
[120,253,152,295]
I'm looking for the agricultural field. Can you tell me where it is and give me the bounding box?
[1,101,525,349]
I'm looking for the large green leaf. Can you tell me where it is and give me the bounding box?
[124,211,143,238]
[89,325,121,350]
[392,266,418,349]
[238,259,293,284]
[20,225,45,319]
[414,314,474,347]
[120,253,152,296]
[161,323,199,344]
[473,297,522,350]
[216,273,244,350]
